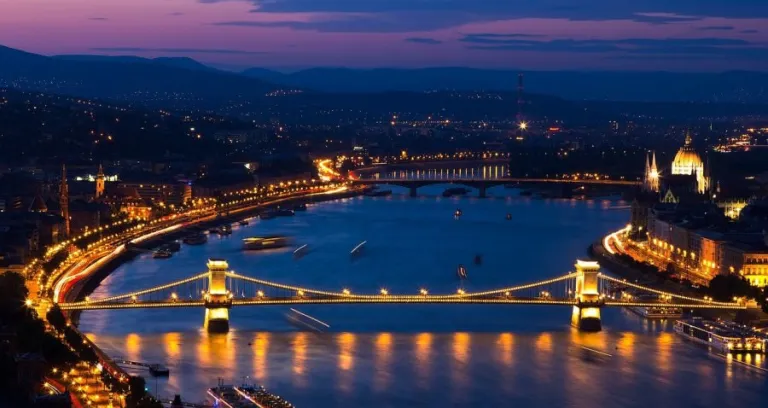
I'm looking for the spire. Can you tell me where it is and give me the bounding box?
[651,151,658,173]
[95,163,106,200]
[684,130,692,146]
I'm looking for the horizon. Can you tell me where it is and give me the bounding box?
[1,0,767,71]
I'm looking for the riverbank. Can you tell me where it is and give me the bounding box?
[61,187,364,315]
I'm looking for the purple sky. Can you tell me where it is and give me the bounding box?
[1,0,767,70]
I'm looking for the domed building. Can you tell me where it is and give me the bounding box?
[670,132,708,194]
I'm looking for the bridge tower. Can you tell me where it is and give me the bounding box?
[204,259,233,333]
[571,260,603,332]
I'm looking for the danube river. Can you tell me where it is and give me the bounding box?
[79,185,767,407]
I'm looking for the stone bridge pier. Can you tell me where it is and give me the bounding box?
[571,260,603,332]
[204,259,233,333]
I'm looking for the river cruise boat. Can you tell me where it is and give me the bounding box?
[443,187,470,197]
[625,295,683,319]
[243,236,290,250]
[152,249,172,259]
[674,318,766,354]
[219,224,232,235]
[627,305,683,319]
[183,233,207,245]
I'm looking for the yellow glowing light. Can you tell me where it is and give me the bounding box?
[519,122,528,130]
[380,289,389,296]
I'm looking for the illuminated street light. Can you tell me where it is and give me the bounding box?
[380,288,389,296]
[519,121,528,130]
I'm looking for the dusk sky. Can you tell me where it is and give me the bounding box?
[2,0,768,71]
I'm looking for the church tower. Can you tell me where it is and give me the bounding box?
[59,164,70,237]
[95,164,105,200]
[643,151,659,193]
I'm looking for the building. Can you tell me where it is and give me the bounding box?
[670,132,708,194]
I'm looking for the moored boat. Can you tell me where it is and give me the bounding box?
[153,249,172,259]
[674,318,766,354]
[238,219,249,226]
[293,203,308,211]
[219,224,232,235]
[183,233,207,245]
[161,241,181,252]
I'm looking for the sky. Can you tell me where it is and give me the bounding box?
[1,0,768,71]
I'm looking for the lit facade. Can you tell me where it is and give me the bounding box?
[670,132,708,194]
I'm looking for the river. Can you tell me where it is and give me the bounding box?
[79,184,767,407]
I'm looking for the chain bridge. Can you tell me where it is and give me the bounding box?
[58,259,744,333]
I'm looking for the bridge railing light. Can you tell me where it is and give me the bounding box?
[380,289,389,296]
[420,288,428,296]
[257,290,264,298]
[342,289,350,296]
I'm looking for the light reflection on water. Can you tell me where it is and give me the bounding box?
[79,187,768,407]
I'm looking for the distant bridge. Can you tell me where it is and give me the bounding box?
[352,177,640,197]
[58,259,742,333]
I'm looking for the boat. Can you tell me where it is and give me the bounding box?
[365,189,393,197]
[152,249,172,259]
[293,244,309,258]
[293,203,308,211]
[443,187,470,197]
[674,318,766,354]
[457,264,468,280]
[350,240,367,256]
[183,233,207,245]
[161,241,181,252]
[243,236,291,250]
[286,308,330,332]
[219,224,232,235]
[274,208,295,217]
[454,209,463,217]
[148,364,169,377]
[626,305,683,319]
[238,219,249,226]
[506,213,512,220]
[208,227,221,234]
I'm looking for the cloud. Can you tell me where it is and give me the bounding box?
[404,37,442,45]
[88,17,109,21]
[461,36,768,60]
[203,1,768,33]
[168,12,185,16]
[697,25,734,31]
[90,47,267,55]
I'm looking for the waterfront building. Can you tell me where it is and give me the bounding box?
[670,132,708,194]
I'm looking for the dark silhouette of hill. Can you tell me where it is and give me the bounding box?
[0,45,275,107]
[242,67,768,103]
[54,54,217,72]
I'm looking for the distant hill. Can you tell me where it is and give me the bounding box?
[54,55,218,72]
[0,45,277,108]
[242,67,768,103]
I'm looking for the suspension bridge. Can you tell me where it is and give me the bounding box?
[58,259,744,333]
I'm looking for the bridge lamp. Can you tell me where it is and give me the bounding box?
[504,291,511,297]
[420,288,428,296]
[85,296,90,303]
[131,295,137,303]
[171,293,178,301]
[380,289,389,296]
[297,290,305,297]
[342,288,351,296]
[457,289,466,295]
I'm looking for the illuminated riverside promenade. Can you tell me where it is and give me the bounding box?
[74,190,768,407]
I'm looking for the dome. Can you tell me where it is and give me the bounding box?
[671,134,704,176]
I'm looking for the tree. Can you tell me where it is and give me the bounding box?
[707,274,758,302]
